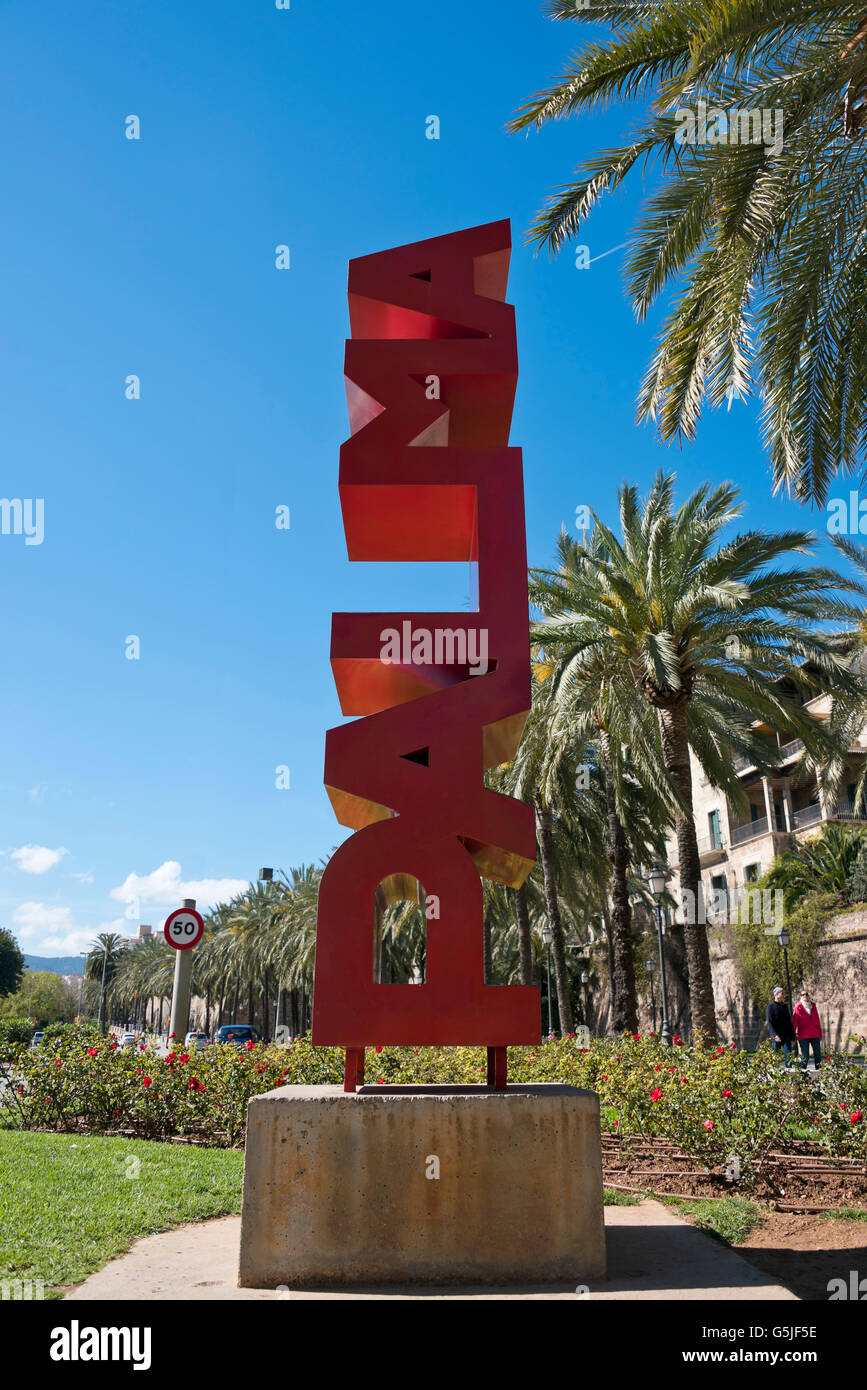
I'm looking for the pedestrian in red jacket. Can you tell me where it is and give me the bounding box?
[792,989,822,1071]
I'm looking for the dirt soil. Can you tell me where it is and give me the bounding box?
[731,1213,867,1301]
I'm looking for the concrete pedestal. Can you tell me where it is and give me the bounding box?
[238,1083,605,1287]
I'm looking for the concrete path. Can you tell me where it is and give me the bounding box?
[66,1201,797,1301]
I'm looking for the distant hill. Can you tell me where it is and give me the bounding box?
[24,955,84,976]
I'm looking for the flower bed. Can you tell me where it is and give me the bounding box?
[2,1031,865,1188]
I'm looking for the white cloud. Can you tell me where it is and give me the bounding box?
[9,844,68,875]
[27,783,48,804]
[71,871,95,884]
[110,861,247,913]
[11,902,128,956]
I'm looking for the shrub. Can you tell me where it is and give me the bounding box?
[732,888,834,1010]
[0,1018,35,1050]
[0,1032,864,1177]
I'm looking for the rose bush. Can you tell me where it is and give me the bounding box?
[1,1032,865,1172]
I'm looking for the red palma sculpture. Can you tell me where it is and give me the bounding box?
[311,220,539,1092]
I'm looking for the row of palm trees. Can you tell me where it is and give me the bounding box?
[89,474,867,1043]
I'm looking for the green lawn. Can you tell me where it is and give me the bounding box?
[0,1130,244,1298]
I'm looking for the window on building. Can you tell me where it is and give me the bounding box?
[708,809,722,849]
[744,863,759,883]
[709,872,729,919]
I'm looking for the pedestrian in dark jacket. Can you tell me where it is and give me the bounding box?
[766,987,795,1065]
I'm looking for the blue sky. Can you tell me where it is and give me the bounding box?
[0,1,836,957]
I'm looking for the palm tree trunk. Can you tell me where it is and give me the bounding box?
[599,732,639,1032]
[514,883,533,986]
[533,795,574,1034]
[657,701,717,1041]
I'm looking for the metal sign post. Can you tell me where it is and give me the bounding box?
[165,899,204,1043]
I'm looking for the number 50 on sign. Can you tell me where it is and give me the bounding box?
[164,907,204,950]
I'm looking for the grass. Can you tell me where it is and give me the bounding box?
[0,1130,244,1299]
[603,1187,639,1206]
[664,1196,763,1245]
[822,1206,867,1223]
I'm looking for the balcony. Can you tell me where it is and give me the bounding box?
[730,816,770,846]
[779,738,804,762]
[697,832,727,868]
[733,753,756,774]
[831,798,867,822]
[793,802,822,829]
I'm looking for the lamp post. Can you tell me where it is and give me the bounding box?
[580,969,589,1028]
[646,958,657,1034]
[96,941,110,1035]
[541,924,554,1037]
[77,953,87,1019]
[648,864,673,1047]
[258,868,283,1040]
[777,927,793,1008]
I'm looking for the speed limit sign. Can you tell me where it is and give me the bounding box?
[164,907,204,950]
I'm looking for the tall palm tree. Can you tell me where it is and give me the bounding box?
[85,932,127,1032]
[532,475,856,1038]
[512,0,867,504]
[532,527,675,1032]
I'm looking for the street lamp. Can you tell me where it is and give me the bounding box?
[646,958,657,1034]
[541,924,554,1037]
[96,941,110,1035]
[77,953,87,1019]
[648,864,673,1047]
[259,868,282,1039]
[580,969,589,1028]
[777,927,793,1007]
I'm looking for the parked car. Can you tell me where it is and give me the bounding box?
[215,1024,259,1049]
[184,1030,210,1051]
[119,1032,137,1049]
[29,1031,45,1048]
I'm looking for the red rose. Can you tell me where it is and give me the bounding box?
[54,1059,62,1066]
[86,1048,98,1057]
[166,1054,177,1065]
[178,1053,190,1064]
[633,1033,640,1041]
[244,1040,255,1051]
[650,1088,663,1102]
[377,1077,384,1084]
[722,1089,733,1098]
[109,1042,118,1050]
[375,1046,383,1053]
[851,1111,863,1125]
[680,1075,688,1083]
[142,1076,152,1087]
[703,1119,714,1130]
[668,1067,676,1074]
[673,1036,682,1045]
